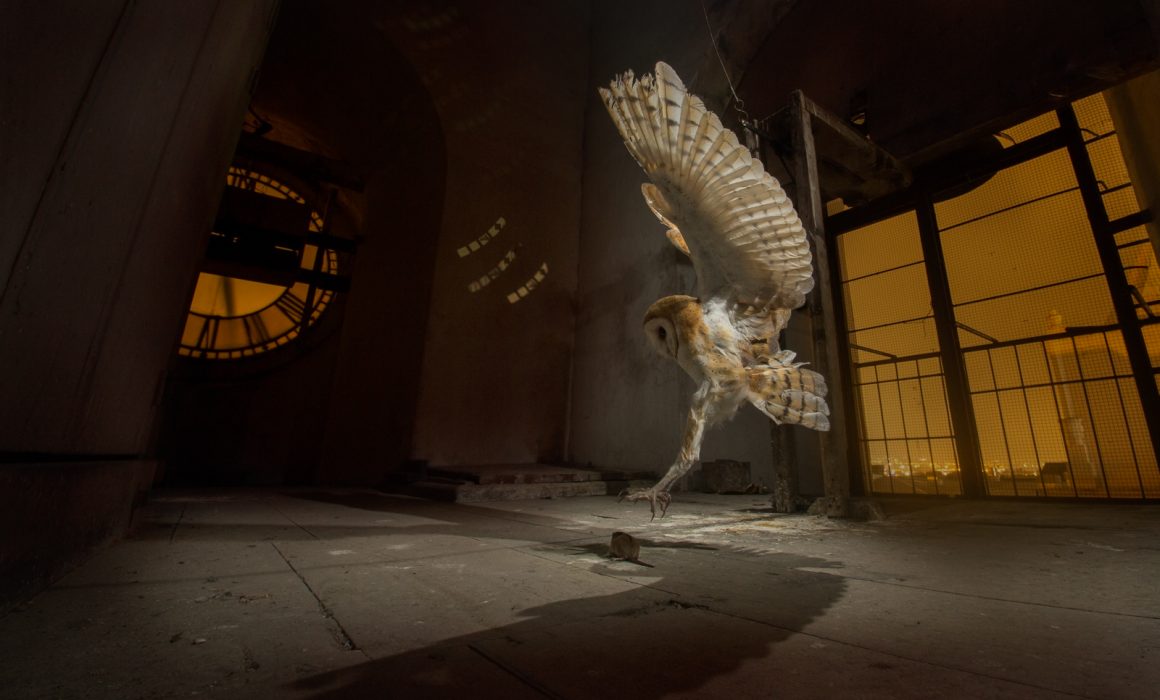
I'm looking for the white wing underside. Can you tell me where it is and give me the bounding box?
[599,62,814,324]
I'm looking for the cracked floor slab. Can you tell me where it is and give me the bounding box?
[1,489,1158,698]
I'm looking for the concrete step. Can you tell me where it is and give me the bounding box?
[389,479,651,503]
[423,464,653,485]
[383,464,655,503]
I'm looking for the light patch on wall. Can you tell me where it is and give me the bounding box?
[468,249,517,292]
[456,216,506,257]
[402,6,460,33]
[507,263,549,304]
[454,101,501,133]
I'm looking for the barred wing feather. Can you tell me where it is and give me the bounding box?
[599,61,814,311]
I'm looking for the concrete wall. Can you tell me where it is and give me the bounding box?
[0,460,153,610]
[158,0,448,486]
[570,0,800,489]
[0,0,277,606]
[159,0,592,482]
[378,1,592,467]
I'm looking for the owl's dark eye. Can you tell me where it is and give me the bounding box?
[657,327,667,340]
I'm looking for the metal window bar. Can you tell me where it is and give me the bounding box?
[855,350,943,370]
[833,103,1160,499]
[952,273,1109,309]
[1100,182,1134,196]
[955,332,1155,496]
[1061,104,1160,482]
[872,365,896,493]
[853,352,958,494]
[843,258,927,284]
[846,314,935,335]
[1118,238,1151,250]
[983,348,1019,495]
[1104,333,1148,497]
[934,359,963,495]
[853,381,875,493]
[962,329,1154,498]
[939,185,1081,234]
[1012,342,1049,496]
[849,343,897,360]
[914,359,940,495]
[891,364,917,493]
[1042,341,1081,496]
[1071,335,1111,497]
[1083,130,1118,145]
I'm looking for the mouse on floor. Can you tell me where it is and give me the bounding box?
[608,531,654,568]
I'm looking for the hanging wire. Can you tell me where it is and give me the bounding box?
[700,0,749,124]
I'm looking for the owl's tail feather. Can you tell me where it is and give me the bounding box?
[748,363,831,432]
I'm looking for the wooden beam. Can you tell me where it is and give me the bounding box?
[765,93,912,207]
[235,132,365,191]
[790,90,851,517]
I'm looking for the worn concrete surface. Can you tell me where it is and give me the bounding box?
[1,490,1158,699]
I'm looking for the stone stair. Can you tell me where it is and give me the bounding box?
[382,463,655,503]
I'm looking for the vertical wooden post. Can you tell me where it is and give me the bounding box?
[748,120,801,513]
[790,91,851,516]
[769,412,799,512]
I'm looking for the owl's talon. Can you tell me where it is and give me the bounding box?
[619,487,672,520]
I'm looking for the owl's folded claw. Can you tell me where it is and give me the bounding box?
[618,487,672,520]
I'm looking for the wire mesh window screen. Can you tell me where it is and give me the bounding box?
[835,95,1160,499]
[1143,323,1160,371]
[1074,93,1143,222]
[855,359,961,496]
[936,149,1117,347]
[1116,227,1160,321]
[933,119,1158,498]
[839,212,937,362]
[998,112,1059,147]
[1085,86,1160,419]
[839,213,962,495]
[964,331,1158,497]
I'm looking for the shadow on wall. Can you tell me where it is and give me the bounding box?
[275,491,846,699]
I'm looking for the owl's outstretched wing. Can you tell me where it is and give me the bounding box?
[599,61,813,313]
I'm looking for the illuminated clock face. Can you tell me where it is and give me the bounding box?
[177,167,337,360]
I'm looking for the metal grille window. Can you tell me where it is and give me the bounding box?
[832,87,1160,500]
[934,146,1159,497]
[839,213,962,495]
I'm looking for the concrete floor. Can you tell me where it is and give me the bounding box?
[1,490,1158,699]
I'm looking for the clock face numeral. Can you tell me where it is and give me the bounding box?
[194,316,221,352]
[243,313,271,346]
[178,166,337,361]
[275,293,307,323]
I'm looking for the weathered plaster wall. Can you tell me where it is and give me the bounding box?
[378,1,593,467]
[570,0,800,489]
[158,0,447,486]
[0,0,276,453]
[0,0,276,606]
[160,0,591,481]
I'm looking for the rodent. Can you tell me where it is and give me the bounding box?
[608,531,654,567]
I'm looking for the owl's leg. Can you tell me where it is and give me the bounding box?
[620,384,710,519]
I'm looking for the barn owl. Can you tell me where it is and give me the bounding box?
[600,61,830,518]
